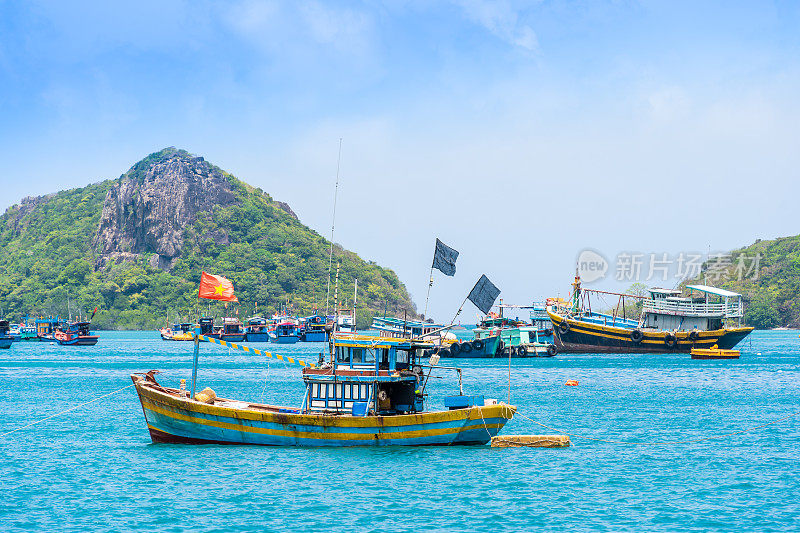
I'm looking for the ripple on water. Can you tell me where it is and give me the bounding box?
[0,330,798,532]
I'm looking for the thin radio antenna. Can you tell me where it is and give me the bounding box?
[325,138,343,315]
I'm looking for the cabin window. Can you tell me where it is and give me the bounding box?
[312,383,319,397]
[364,348,376,364]
[360,384,368,399]
[344,385,351,399]
[378,348,390,370]
[336,347,348,363]
[351,348,364,364]
[335,384,342,399]
[396,349,409,365]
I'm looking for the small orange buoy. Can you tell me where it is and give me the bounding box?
[564,380,579,386]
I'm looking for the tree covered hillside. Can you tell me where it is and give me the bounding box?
[0,148,418,329]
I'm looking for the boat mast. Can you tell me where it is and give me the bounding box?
[333,261,340,332]
[353,278,358,331]
[325,138,343,316]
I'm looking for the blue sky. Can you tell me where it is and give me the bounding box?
[1,1,800,321]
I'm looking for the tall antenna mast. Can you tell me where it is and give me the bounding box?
[353,278,358,331]
[333,261,341,331]
[325,138,343,315]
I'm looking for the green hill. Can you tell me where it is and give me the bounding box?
[0,148,418,329]
[686,236,800,329]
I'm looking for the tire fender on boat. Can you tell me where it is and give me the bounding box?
[630,329,644,343]
[559,320,570,334]
[547,344,558,356]
[472,339,484,351]
[664,333,678,347]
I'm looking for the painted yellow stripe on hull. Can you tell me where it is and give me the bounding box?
[142,399,503,441]
[548,310,751,344]
[135,381,515,427]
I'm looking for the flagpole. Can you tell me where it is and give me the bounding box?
[325,138,343,316]
[449,294,470,326]
[423,266,434,320]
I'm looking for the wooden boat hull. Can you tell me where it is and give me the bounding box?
[220,333,246,343]
[301,331,328,342]
[57,335,99,346]
[0,337,12,349]
[245,332,271,342]
[439,335,503,358]
[270,335,300,344]
[548,309,753,354]
[132,374,515,447]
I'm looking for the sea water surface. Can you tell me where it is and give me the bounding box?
[0,330,798,532]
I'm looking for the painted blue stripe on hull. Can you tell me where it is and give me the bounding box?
[143,407,504,446]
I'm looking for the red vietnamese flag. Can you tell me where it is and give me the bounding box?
[198,271,239,302]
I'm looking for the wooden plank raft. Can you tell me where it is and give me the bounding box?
[491,435,570,448]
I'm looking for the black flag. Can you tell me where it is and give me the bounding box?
[467,275,500,315]
[432,238,459,276]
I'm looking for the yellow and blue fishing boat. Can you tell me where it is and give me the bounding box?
[547,273,753,354]
[132,332,515,446]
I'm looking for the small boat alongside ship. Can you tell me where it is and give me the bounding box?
[131,331,515,446]
[547,273,754,354]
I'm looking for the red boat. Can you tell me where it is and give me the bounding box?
[54,322,99,346]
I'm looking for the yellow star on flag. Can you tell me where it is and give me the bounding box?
[214,285,226,295]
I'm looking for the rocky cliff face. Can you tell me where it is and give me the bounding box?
[94,148,241,270]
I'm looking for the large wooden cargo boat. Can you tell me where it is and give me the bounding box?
[547,274,753,354]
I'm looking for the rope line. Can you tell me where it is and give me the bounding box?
[196,334,316,368]
[513,410,800,446]
[0,383,135,438]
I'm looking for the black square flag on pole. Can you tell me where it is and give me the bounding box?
[467,275,501,315]
[432,238,459,276]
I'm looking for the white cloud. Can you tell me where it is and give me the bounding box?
[224,0,374,57]
[452,0,539,52]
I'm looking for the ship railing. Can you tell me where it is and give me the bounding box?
[642,299,743,318]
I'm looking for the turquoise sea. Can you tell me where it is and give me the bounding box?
[1,330,798,532]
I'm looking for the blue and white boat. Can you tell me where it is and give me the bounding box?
[270,321,300,344]
[0,321,13,349]
[245,317,272,342]
[300,313,328,342]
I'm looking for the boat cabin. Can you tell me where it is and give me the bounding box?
[301,336,432,416]
[198,317,215,335]
[371,316,444,339]
[0,320,9,336]
[274,322,299,337]
[36,317,62,337]
[246,316,268,332]
[221,317,244,335]
[642,285,744,331]
[171,323,193,334]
